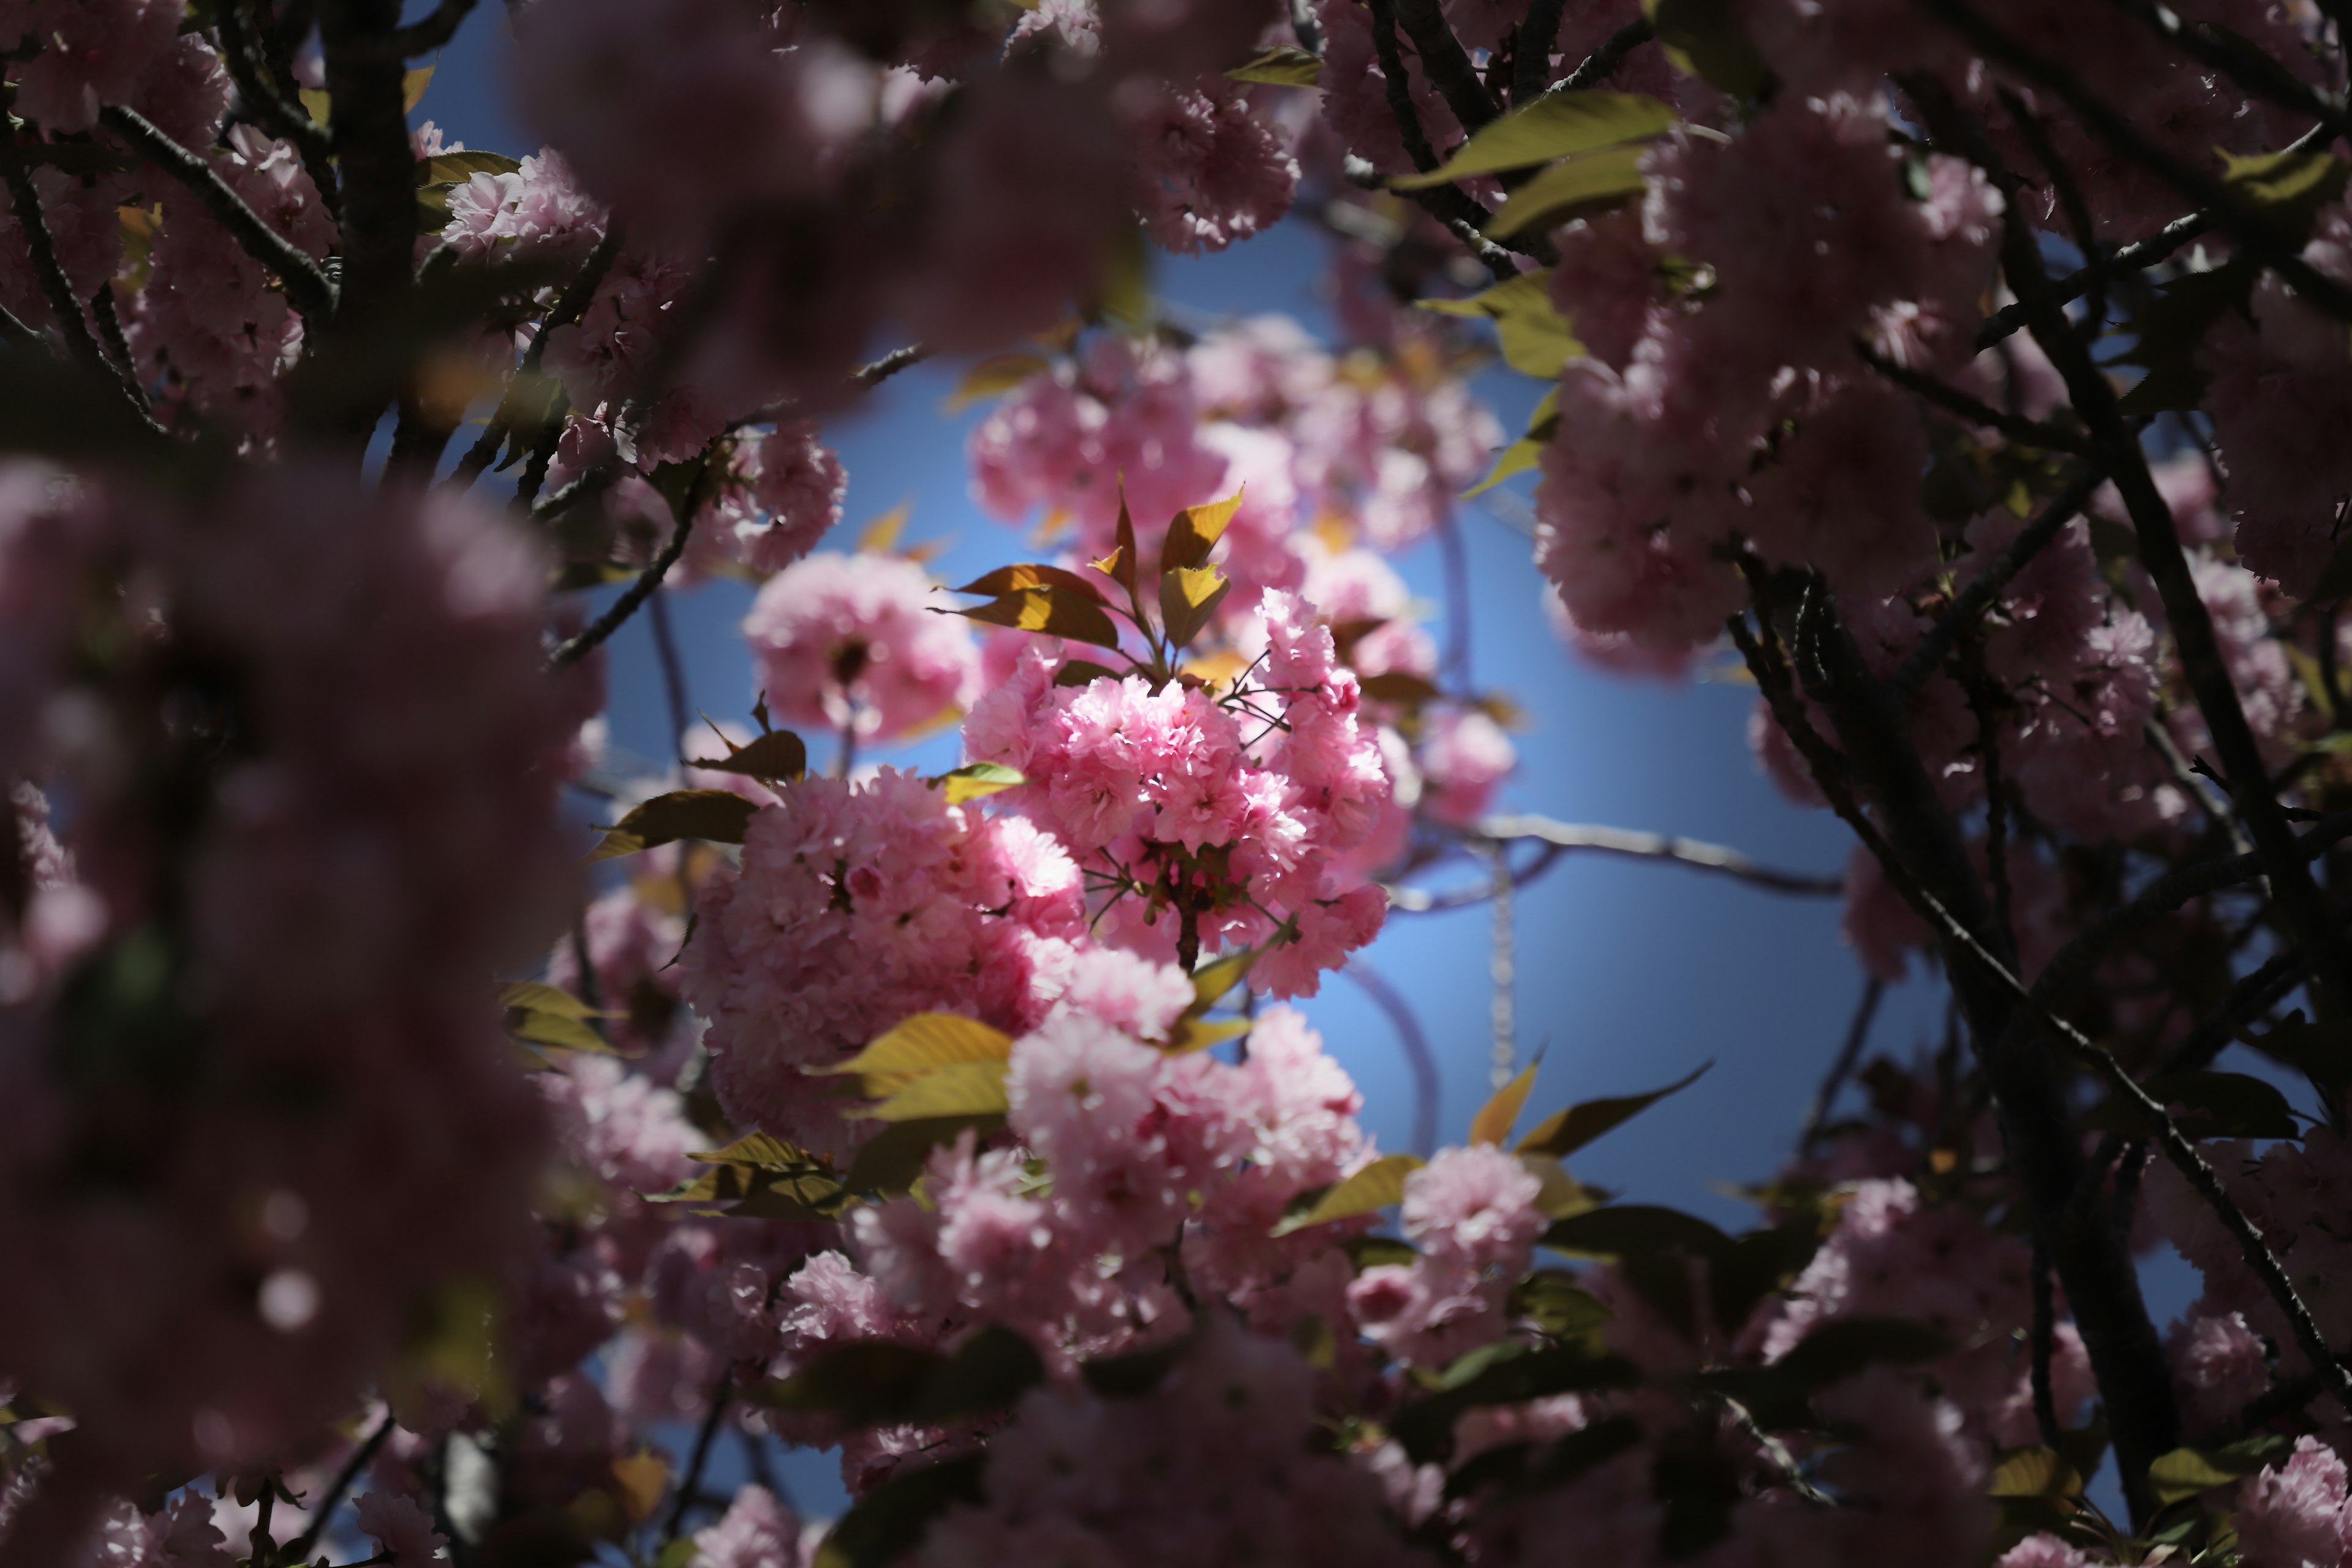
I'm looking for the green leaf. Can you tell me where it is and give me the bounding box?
[956,586,1124,652]
[589,790,760,861]
[500,981,602,1019]
[1466,386,1562,497]
[688,1132,817,1169]
[1158,564,1232,651]
[511,1009,619,1054]
[1540,1204,1731,1259]
[823,1013,1015,1095]
[1645,0,1770,98]
[1271,1153,1427,1237]
[2148,1433,2297,1506]
[1358,671,1444,705]
[2220,147,2351,243]
[1392,1343,1641,1461]
[842,1115,1003,1195]
[1517,1153,1600,1218]
[1167,1015,1253,1054]
[1391,92,1677,189]
[1189,948,1258,1013]
[866,1061,1011,1121]
[1052,659,1123,688]
[933,762,1027,805]
[1226,43,1324,87]
[1510,1270,1614,1339]
[1769,1316,1951,1387]
[416,150,522,187]
[1989,1447,2084,1499]
[1161,488,1247,575]
[1482,143,1651,240]
[2149,1068,2301,1141]
[1517,1062,1712,1158]
[813,1454,985,1568]
[952,563,1107,603]
[1420,272,1583,379]
[945,353,1049,412]
[686,728,807,782]
[1470,1061,1539,1147]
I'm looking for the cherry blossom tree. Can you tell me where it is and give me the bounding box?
[8,2,2352,1567]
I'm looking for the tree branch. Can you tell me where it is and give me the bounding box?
[1800,973,1887,1152]
[1911,0,2352,323]
[547,500,694,669]
[2092,0,2352,148]
[215,0,340,216]
[318,0,420,333]
[1346,960,1442,1155]
[1470,815,1846,895]
[1540,17,1654,99]
[1512,0,1570,105]
[386,0,480,55]
[1890,465,2105,705]
[448,225,624,489]
[284,1408,394,1564]
[1973,209,2212,351]
[1360,2,1524,280]
[101,105,337,321]
[1853,336,2091,451]
[0,134,160,428]
[1392,0,1500,133]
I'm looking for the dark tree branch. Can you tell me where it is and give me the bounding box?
[101,105,337,320]
[1358,4,1525,280]
[1512,0,1570,105]
[0,134,160,428]
[1345,961,1442,1156]
[1475,815,1846,895]
[1912,70,2352,1022]
[1541,17,1654,99]
[1800,973,1887,1152]
[1890,464,2105,706]
[1393,0,1500,132]
[1741,567,2183,1527]
[1911,0,2352,323]
[1998,85,2111,331]
[448,225,624,489]
[853,341,930,388]
[216,0,339,198]
[284,1408,394,1563]
[2157,949,2306,1076]
[547,500,693,669]
[386,0,480,55]
[2030,812,2352,1005]
[1973,211,2212,351]
[2092,0,2352,147]
[2030,1239,2064,1448]
[1854,336,2089,451]
[658,1374,732,1548]
[318,0,421,373]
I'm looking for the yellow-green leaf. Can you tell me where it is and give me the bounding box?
[2147,1437,2297,1505]
[1272,1153,1426,1237]
[935,762,1027,804]
[1517,1062,1712,1158]
[867,1061,1011,1121]
[1470,1062,1538,1146]
[1420,272,1583,377]
[688,1133,816,1170]
[500,981,601,1019]
[402,65,435,111]
[2220,147,2351,238]
[611,1451,669,1525]
[954,563,1107,602]
[957,586,1124,652]
[946,353,1050,412]
[1227,44,1323,88]
[1167,1016,1253,1054]
[1189,948,1257,1014]
[1646,0,1770,99]
[1517,1153,1599,1218]
[1392,91,1676,189]
[1483,144,1651,239]
[1161,488,1247,574]
[512,1009,619,1054]
[589,789,760,861]
[1989,1447,2083,1499]
[821,1013,1014,1095]
[1466,386,1562,497]
[299,87,331,127]
[417,150,521,187]
[1158,564,1232,651]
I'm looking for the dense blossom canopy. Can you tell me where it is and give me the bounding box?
[9,1,2352,1567]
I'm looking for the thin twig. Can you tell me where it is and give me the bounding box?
[1443,815,1846,899]
[1973,210,2212,350]
[285,1409,394,1563]
[99,104,336,320]
[853,341,930,389]
[1360,1,1523,281]
[547,503,695,668]
[1912,0,2352,323]
[658,1373,733,1548]
[0,135,160,428]
[1853,336,2090,451]
[2091,0,2352,148]
[447,224,623,489]
[1801,974,1887,1152]
[648,589,692,765]
[1540,18,1654,99]
[1344,960,1441,1155]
